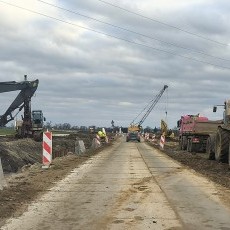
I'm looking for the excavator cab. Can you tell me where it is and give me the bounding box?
[32,110,45,127]
[30,110,46,141]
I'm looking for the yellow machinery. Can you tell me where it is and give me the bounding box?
[161,119,168,136]
[128,124,141,132]
[161,119,174,138]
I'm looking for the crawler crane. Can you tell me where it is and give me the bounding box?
[128,85,168,132]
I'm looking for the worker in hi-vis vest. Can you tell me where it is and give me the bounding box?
[98,130,106,138]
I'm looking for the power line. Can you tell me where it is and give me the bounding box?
[97,0,228,47]
[1,1,230,71]
[36,0,230,62]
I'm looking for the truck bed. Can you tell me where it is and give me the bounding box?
[182,120,222,135]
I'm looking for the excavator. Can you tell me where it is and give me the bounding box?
[128,85,168,132]
[161,119,174,139]
[0,75,45,141]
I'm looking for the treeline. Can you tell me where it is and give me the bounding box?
[44,121,122,133]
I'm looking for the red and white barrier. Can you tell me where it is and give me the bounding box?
[160,135,165,149]
[152,134,156,142]
[42,131,52,168]
[145,133,149,141]
[95,134,101,145]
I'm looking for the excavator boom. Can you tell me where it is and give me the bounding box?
[0,76,44,141]
[0,80,37,93]
[0,79,39,126]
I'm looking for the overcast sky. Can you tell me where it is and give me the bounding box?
[0,0,230,129]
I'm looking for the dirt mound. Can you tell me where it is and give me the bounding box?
[0,133,98,173]
[0,139,41,173]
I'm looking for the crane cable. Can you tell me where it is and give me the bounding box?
[164,87,168,124]
[161,87,169,135]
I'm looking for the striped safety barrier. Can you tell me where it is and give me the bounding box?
[152,134,156,142]
[145,133,149,141]
[42,131,52,168]
[91,135,101,149]
[95,134,101,145]
[160,135,165,149]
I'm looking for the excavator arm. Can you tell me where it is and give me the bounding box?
[0,79,39,126]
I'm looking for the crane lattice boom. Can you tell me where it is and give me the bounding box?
[138,85,168,126]
[129,85,168,132]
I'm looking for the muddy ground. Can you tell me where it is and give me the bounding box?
[0,136,230,227]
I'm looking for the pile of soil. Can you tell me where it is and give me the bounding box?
[0,138,41,173]
[0,133,97,173]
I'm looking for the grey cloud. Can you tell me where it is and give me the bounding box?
[0,0,229,128]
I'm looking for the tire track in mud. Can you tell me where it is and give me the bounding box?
[92,176,153,229]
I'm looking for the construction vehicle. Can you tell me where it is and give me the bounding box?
[0,75,45,141]
[89,126,96,134]
[128,124,141,132]
[128,85,168,132]
[126,131,141,142]
[161,119,174,139]
[206,100,230,164]
[177,114,221,153]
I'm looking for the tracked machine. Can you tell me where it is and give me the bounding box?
[0,75,45,141]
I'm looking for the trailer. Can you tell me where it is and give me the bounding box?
[177,114,222,153]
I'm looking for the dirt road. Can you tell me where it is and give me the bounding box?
[1,137,230,230]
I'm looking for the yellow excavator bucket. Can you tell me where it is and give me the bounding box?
[161,119,168,135]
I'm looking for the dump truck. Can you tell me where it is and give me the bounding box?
[177,114,222,152]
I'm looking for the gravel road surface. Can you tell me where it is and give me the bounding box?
[1,137,230,230]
